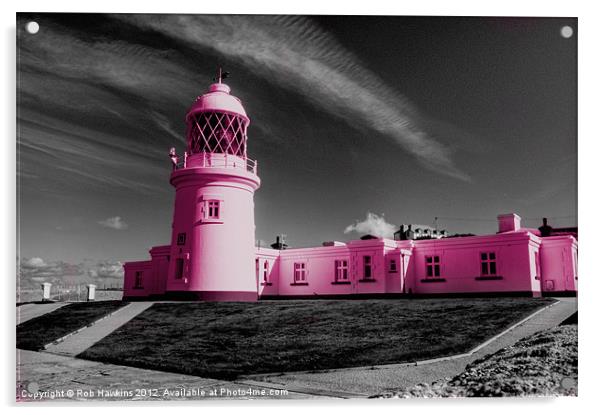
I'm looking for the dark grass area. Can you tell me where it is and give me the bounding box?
[17,301,128,351]
[78,298,554,380]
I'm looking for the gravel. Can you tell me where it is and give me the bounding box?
[374,324,578,398]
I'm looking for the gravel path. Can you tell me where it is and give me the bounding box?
[375,323,578,397]
[17,349,315,401]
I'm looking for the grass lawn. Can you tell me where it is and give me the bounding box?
[78,298,554,380]
[17,301,128,351]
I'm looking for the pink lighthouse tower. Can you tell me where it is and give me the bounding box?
[165,70,261,301]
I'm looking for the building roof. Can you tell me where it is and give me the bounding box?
[186,82,249,121]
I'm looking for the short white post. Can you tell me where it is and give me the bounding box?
[41,282,52,302]
[86,284,97,302]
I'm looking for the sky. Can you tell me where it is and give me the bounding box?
[16,13,577,287]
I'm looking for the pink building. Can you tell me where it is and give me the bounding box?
[123,78,578,301]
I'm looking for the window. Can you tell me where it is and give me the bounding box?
[177,233,186,246]
[207,200,220,219]
[534,251,541,278]
[363,256,372,279]
[134,271,143,289]
[425,256,441,277]
[389,259,397,273]
[335,260,349,281]
[175,258,185,279]
[480,252,497,276]
[294,262,306,283]
[263,260,269,282]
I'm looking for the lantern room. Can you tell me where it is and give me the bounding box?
[185,80,250,158]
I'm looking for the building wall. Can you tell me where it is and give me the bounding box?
[540,236,578,293]
[165,163,260,300]
[149,245,170,296]
[124,231,577,300]
[408,233,542,295]
[256,247,280,297]
[123,261,153,298]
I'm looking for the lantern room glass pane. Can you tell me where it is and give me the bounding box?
[188,111,247,157]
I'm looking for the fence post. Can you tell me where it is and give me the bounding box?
[41,282,52,302]
[87,284,96,302]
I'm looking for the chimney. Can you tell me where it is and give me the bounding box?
[270,235,288,250]
[497,213,521,233]
[538,217,552,237]
[394,225,406,241]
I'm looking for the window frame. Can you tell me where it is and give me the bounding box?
[388,258,397,273]
[263,260,269,282]
[480,252,497,276]
[134,271,144,289]
[207,200,220,219]
[293,262,307,283]
[425,255,441,278]
[334,259,349,282]
[199,196,224,223]
[175,258,185,280]
[363,255,372,279]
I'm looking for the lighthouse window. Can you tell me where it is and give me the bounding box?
[389,259,397,273]
[480,252,497,276]
[175,258,184,279]
[294,262,306,283]
[335,259,349,281]
[207,200,220,219]
[263,260,269,282]
[425,256,441,277]
[134,271,143,289]
[363,256,372,279]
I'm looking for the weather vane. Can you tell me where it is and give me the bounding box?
[214,66,230,83]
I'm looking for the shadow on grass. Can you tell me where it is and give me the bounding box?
[78,297,554,380]
[17,301,128,351]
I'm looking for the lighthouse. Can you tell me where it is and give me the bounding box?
[165,71,261,301]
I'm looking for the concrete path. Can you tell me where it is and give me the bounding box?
[45,302,153,356]
[17,303,67,325]
[240,298,577,397]
[16,297,576,401]
[16,349,317,401]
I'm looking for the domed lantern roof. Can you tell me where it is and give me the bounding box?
[186,82,249,122]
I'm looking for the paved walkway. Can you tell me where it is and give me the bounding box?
[240,298,577,396]
[45,302,154,356]
[16,349,316,401]
[16,297,576,400]
[17,303,67,325]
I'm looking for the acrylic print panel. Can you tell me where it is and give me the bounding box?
[16,13,577,401]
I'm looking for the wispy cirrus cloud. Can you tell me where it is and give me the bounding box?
[98,216,128,230]
[120,15,471,181]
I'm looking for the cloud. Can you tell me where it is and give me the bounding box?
[95,260,124,279]
[23,257,46,268]
[18,257,86,288]
[18,257,124,290]
[120,15,470,181]
[344,212,397,238]
[98,216,128,230]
